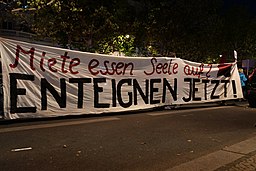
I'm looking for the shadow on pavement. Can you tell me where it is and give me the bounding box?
[0,100,250,125]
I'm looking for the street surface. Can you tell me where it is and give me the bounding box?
[0,102,256,171]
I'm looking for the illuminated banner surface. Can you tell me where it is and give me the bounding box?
[0,38,243,119]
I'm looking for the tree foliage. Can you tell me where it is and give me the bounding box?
[8,0,256,61]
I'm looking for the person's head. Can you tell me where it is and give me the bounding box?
[239,68,244,73]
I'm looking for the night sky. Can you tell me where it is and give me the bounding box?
[224,0,256,15]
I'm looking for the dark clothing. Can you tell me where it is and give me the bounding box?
[239,72,247,98]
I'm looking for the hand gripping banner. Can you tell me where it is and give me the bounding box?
[0,38,243,119]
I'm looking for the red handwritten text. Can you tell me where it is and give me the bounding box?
[144,58,178,75]
[183,63,212,78]
[88,59,134,76]
[10,45,80,74]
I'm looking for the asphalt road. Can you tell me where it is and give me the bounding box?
[0,103,256,171]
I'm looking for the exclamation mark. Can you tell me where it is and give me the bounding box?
[232,80,237,98]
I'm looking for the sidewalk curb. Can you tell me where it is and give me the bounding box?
[215,151,256,171]
[166,136,256,171]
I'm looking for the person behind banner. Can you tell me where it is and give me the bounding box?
[248,68,256,83]
[238,68,247,100]
[247,68,256,108]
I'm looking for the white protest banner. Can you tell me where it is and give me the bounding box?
[0,38,243,119]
